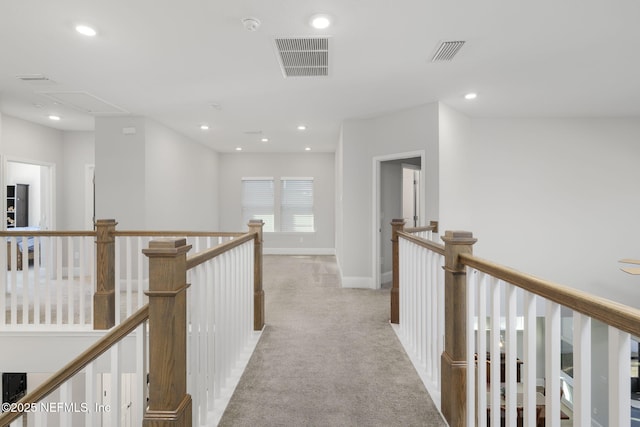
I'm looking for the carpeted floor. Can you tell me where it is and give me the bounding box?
[218,255,447,427]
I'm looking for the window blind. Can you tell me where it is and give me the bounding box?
[242,179,275,232]
[280,179,314,232]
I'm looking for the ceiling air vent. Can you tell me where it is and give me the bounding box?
[431,40,466,62]
[274,37,329,77]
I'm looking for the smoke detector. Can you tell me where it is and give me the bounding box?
[242,18,261,32]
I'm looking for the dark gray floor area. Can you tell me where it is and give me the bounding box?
[218,255,447,427]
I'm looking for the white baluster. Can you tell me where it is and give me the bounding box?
[477,271,487,427]
[489,277,500,427]
[545,301,561,427]
[134,320,147,426]
[206,258,216,408]
[466,267,476,427]
[126,236,133,318]
[137,237,144,309]
[213,255,222,398]
[45,236,53,325]
[437,253,445,388]
[199,263,208,423]
[85,362,98,427]
[573,312,591,426]
[34,235,41,326]
[505,283,517,427]
[79,236,86,326]
[59,380,71,426]
[114,237,121,324]
[609,326,631,427]
[56,237,63,326]
[523,291,537,427]
[10,237,17,325]
[110,342,121,427]
[67,236,75,325]
[21,236,29,325]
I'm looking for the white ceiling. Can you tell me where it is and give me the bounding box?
[1,1,640,153]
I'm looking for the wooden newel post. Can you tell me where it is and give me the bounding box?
[441,230,476,427]
[248,220,265,331]
[94,219,117,330]
[143,239,192,427]
[390,219,406,324]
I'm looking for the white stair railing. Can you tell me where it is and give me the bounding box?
[393,231,445,407]
[464,253,638,427]
[393,225,640,427]
[185,233,260,426]
[0,305,149,427]
[1,232,96,330]
[113,233,241,323]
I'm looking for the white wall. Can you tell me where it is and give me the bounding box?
[438,103,473,234]
[95,117,147,229]
[218,152,335,253]
[338,102,440,287]
[145,120,219,230]
[62,131,95,230]
[95,117,219,231]
[466,118,640,307]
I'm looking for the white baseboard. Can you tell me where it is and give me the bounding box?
[341,276,374,289]
[264,248,336,256]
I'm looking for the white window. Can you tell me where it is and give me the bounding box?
[280,178,314,232]
[242,178,275,232]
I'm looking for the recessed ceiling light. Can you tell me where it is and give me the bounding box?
[310,14,331,29]
[297,125,307,131]
[48,115,61,121]
[235,147,243,151]
[200,124,209,130]
[75,25,97,37]
[261,138,269,142]
[464,92,478,100]
[305,147,311,151]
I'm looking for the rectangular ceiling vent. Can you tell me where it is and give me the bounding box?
[274,37,330,77]
[39,91,129,115]
[431,40,466,62]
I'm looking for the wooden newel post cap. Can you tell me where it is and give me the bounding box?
[391,218,406,225]
[142,238,191,257]
[441,230,477,245]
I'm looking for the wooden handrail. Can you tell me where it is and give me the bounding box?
[113,230,245,238]
[459,252,640,338]
[0,230,96,237]
[397,230,445,255]
[0,305,149,426]
[186,232,256,270]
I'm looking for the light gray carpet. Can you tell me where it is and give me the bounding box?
[218,255,447,427]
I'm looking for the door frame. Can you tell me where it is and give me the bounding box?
[372,150,425,289]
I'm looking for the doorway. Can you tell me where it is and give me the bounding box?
[3,159,54,231]
[373,151,425,289]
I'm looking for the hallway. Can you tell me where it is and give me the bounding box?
[218,255,446,426]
